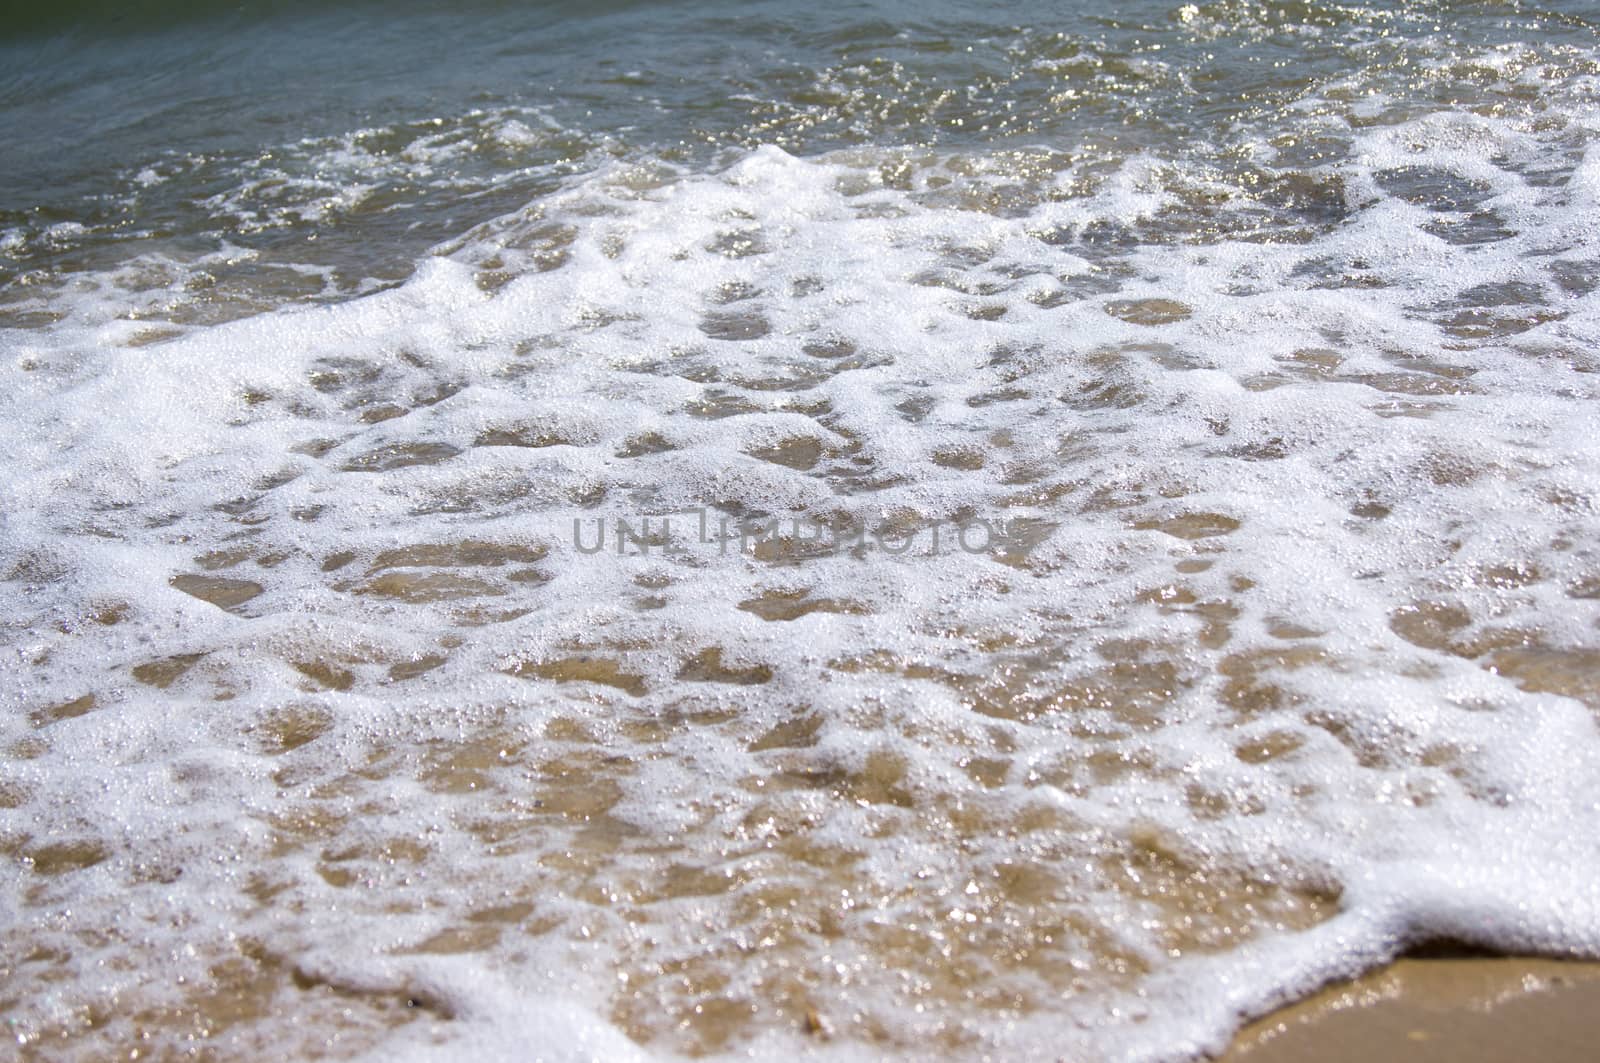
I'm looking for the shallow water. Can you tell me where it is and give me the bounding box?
[4,2,1600,1060]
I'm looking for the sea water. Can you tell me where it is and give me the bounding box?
[3,0,1600,1059]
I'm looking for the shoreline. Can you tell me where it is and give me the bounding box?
[1219,955,1600,1063]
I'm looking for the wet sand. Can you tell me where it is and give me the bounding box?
[1221,955,1600,1063]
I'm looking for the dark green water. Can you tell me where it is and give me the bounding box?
[5,0,1596,296]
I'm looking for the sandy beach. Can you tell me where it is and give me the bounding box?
[1224,955,1600,1063]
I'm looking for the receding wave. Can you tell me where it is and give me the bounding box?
[3,4,1600,1062]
